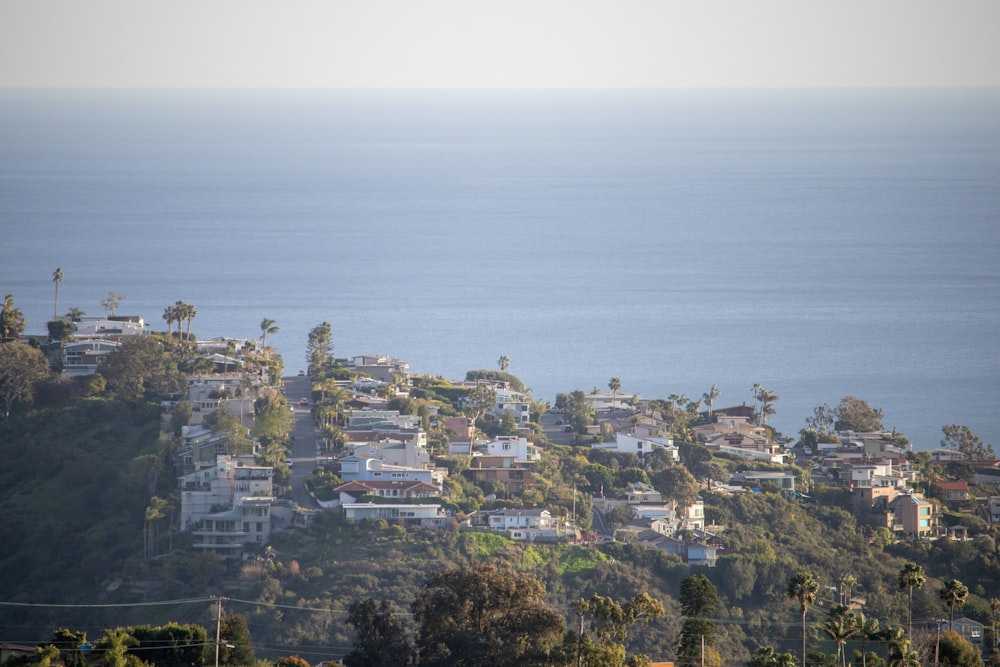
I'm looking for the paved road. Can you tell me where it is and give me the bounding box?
[281,374,322,509]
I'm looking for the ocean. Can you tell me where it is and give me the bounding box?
[1,88,998,450]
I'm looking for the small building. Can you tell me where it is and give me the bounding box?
[592,433,678,461]
[932,478,971,504]
[342,502,448,528]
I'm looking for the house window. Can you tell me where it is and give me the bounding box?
[919,507,930,515]
[919,519,930,528]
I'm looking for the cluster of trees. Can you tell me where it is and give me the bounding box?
[339,561,671,667]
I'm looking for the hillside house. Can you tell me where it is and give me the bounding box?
[341,502,447,528]
[592,433,678,461]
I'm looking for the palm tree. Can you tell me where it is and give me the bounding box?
[608,377,621,410]
[497,355,510,372]
[702,383,720,419]
[260,317,279,349]
[839,573,858,607]
[52,267,63,319]
[787,571,820,667]
[823,605,859,667]
[163,305,176,336]
[759,388,780,426]
[184,303,196,336]
[64,306,84,321]
[897,562,925,641]
[751,383,763,421]
[939,579,969,630]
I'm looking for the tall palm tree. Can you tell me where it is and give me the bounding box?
[897,562,925,641]
[52,267,63,319]
[823,605,859,667]
[839,573,858,607]
[939,579,969,630]
[759,388,780,426]
[162,305,175,336]
[184,303,196,336]
[751,383,763,421]
[608,377,621,410]
[260,317,279,349]
[702,383,720,419]
[497,355,510,372]
[787,572,820,667]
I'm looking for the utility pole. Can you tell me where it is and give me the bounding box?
[215,597,223,667]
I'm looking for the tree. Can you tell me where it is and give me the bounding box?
[1,293,27,342]
[306,321,333,377]
[218,614,254,667]
[702,383,720,419]
[52,267,63,319]
[609,377,622,410]
[162,304,176,336]
[565,389,596,434]
[498,355,510,372]
[931,630,982,667]
[574,592,665,666]
[0,341,49,417]
[806,403,837,434]
[823,605,860,667]
[898,563,925,642]
[939,579,969,630]
[260,317,279,349]
[98,335,185,406]
[749,646,797,667]
[411,561,565,667]
[95,627,137,667]
[101,291,125,317]
[787,571,820,667]
[759,388,780,426]
[343,598,413,667]
[940,424,995,460]
[650,465,699,511]
[834,396,884,432]
[677,575,721,667]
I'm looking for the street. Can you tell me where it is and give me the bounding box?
[281,374,322,509]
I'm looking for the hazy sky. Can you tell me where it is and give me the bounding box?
[1,0,998,88]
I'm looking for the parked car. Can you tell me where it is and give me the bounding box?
[299,397,309,406]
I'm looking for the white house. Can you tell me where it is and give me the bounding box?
[178,455,275,558]
[338,455,438,485]
[349,439,431,469]
[481,436,542,461]
[178,455,274,529]
[342,502,447,528]
[592,433,678,461]
[72,315,146,338]
[492,389,533,424]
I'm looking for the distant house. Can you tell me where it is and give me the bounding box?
[342,502,448,528]
[592,433,678,461]
[177,455,275,558]
[932,478,971,504]
[61,339,119,377]
[338,455,438,485]
[472,508,561,541]
[730,470,797,493]
[466,455,536,494]
[880,493,938,538]
[347,355,410,384]
[936,617,984,646]
[334,479,440,503]
[481,436,542,461]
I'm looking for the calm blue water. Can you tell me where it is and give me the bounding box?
[2,88,999,449]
